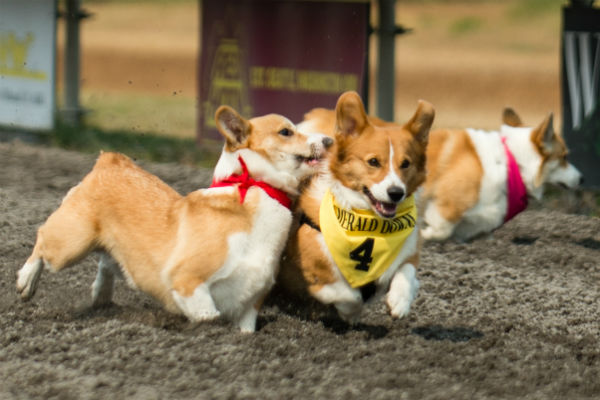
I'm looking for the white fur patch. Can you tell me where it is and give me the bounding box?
[172,283,221,321]
[369,141,406,203]
[386,263,419,318]
[16,259,43,299]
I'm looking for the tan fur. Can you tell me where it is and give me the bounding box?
[422,129,484,222]
[28,152,258,311]
[282,92,433,311]
[19,105,329,331]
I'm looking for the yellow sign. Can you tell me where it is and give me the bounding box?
[250,66,358,95]
[203,38,252,129]
[0,32,47,80]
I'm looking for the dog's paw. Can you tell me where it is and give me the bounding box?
[16,260,43,301]
[386,264,419,319]
[421,226,450,241]
[193,309,221,321]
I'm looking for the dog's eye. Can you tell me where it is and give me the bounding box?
[278,128,293,137]
[367,158,381,168]
[400,159,410,169]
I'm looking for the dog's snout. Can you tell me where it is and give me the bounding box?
[579,175,585,186]
[387,186,405,202]
[322,137,334,149]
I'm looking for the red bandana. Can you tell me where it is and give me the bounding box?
[209,156,292,209]
[502,137,528,222]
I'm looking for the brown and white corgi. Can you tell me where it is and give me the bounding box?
[280,91,434,322]
[16,106,331,332]
[421,108,583,242]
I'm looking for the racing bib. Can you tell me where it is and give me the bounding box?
[319,190,417,288]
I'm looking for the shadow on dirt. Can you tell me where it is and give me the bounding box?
[412,325,484,343]
[511,236,539,245]
[576,238,600,250]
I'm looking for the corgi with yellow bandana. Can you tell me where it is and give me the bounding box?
[280,91,434,322]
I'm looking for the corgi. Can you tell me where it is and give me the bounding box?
[16,105,331,332]
[280,91,434,322]
[421,107,583,242]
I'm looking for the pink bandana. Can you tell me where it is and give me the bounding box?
[210,156,292,209]
[502,137,528,222]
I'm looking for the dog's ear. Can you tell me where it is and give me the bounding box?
[531,112,556,156]
[215,106,251,148]
[503,107,524,127]
[335,91,369,136]
[404,100,435,145]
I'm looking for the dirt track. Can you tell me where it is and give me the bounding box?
[1,140,600,399]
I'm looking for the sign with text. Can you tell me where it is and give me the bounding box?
[561,6,600,188]
[0,0,57,130]
[199,0,369,141]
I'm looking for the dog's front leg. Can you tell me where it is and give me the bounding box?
[171,283,221,322]
[386,263,419,318]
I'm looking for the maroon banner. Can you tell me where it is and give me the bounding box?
[198,0,369,141]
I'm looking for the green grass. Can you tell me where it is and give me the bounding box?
[49,120,221,167]
[80,91,196,140]
[449,16,483,35]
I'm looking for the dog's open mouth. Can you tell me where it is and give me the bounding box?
[296,153,323,167]
[363,187,397,218]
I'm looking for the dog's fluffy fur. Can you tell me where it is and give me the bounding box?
[280,91,434,322]
[16,106,330,332]
[421,108,583,241]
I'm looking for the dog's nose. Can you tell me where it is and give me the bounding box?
[387,186,405,202]
[580,176,585,185]
[322,137,334,149]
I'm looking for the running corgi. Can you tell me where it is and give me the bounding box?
[421,108,583,242]
[16,106,331,332]
[280,91,434,322]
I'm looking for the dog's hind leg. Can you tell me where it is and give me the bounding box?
[421,202,457,241]
[91,253,121,307]
[17,190,98,300]
[16,246,44,301]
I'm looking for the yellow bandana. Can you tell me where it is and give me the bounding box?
[319,189,417,288]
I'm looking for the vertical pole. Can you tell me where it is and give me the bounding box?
[377,0,395,121]
[63,0,81,126]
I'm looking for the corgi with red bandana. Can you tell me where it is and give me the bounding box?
[421,108,583,242]
[280,91,434,322]
[16,106,331,332]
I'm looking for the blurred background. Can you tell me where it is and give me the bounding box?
[52,0,565,137]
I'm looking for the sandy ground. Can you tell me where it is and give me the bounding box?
[1,140,599,399]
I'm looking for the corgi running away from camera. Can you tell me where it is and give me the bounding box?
[16,106,332,332]
[421,108,583,242]
[280,91,434,322]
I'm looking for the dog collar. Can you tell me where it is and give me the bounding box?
[319,189,416,288]
[502,137,528,222]
[210,156,292,209]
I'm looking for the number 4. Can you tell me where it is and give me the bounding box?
[349,238,374,271]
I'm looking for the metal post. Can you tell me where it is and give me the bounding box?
[377,0,396,121]
[63,0,82,126]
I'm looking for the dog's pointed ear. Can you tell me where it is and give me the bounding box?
[405,100,435,145]
[532,112,555,155]
[215,106,251,148]
[335,91,369,136]
[503,107,524,127]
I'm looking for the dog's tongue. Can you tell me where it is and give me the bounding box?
[374,200,397,218]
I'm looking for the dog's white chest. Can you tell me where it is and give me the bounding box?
[206,189,292,317]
